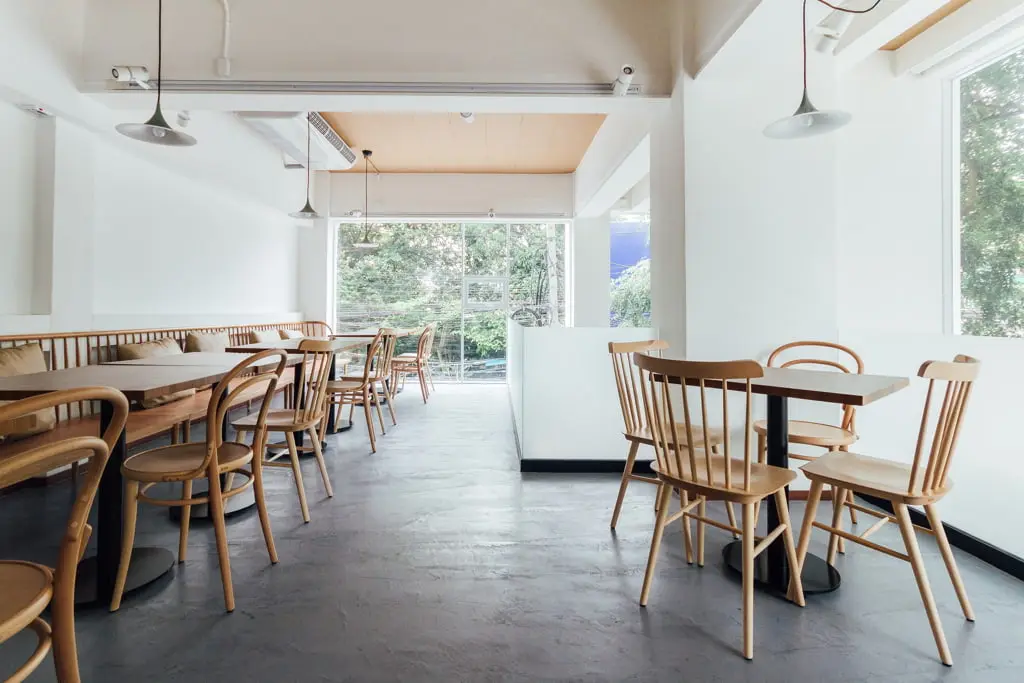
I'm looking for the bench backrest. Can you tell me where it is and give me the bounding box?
[0,321,331,422]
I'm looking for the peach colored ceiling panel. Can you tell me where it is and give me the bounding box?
[321,112,605,174]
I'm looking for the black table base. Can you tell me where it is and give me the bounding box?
[75,547,175,606]
[722,541,840,596]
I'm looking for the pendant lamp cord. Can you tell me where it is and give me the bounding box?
[156,0,163,110]
[305,113,312,203]
[804,0,884,91]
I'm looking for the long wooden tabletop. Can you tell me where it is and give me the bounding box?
[106,351,302,369]
[332,327,419,338]
[665,367,909,407]
[225,337,374,354]
[0,364,234,402]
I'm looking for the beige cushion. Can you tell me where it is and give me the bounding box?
[279,329,304,340]
[117,338,196,409]
[0,344,56,440]
[250,330,280,344]
[185,332,230,353]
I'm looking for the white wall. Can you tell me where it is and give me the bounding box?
[572,214,611,327]
[0,101,38,315]
[838,53,1024,557]
[82,0,675,95]
[329,173,574,219]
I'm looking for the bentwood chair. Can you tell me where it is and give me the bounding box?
[608,341,737,534]
[111,350,287,612]
[754,341,864,538]
[233,341,336,524]
[634,354,805,660]
[392,323,437,403]
[0,388,128,683]
[796,355,979,667]
[324,330,398,454]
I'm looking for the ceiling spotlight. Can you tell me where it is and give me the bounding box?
[177,110,191,128]
[349,209,363,218]
[488,208,496,219]
[612,65,635,96]
[815,11,855,54]
[460,112,475,124]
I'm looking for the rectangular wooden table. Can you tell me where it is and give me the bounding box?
[664,366,909,598]
[0,363,271,606]
[108,351,301,369]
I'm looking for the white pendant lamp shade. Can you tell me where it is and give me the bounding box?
[290,113,323,221]
[117,0,196,147]
[763,91,852,139]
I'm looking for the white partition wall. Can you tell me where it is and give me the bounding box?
[508,321,657,466]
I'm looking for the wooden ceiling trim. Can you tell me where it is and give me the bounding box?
[880,0,973,51]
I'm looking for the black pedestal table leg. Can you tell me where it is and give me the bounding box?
[293,361,304,448]
[326,353,337,433]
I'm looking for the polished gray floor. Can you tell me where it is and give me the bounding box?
[1,384,1022,682]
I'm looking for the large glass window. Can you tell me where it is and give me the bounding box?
[609,215,651,327]
[958,46,1024,337]
[335,222,565,382]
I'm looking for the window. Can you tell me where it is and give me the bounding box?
[609,215,651,327]
[957,46,1024,337]
[335,222,565,382]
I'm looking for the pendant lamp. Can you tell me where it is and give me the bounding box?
[289,113,323,220]
[116,0,196,147]
[764,0,881,140]
[353,150,379,249]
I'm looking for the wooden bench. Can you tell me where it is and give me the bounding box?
[0,321,331,482]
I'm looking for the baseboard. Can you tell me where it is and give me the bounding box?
[856,494,1024,582]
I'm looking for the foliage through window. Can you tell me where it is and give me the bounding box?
[336,222,565,382]
[610,216,651,327]
[959,47,1024,337]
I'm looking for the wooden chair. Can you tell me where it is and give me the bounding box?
[754,341,864,539]
[634,353,805,661]
[795,355,979,667]
[232,341,336,524]
[392,323,437,403]
[0,387,128,683]
[323,330,398,454]
[111,350,287,612]
[608,340,737,534]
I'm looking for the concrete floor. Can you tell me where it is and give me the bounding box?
[1,384,1022,682]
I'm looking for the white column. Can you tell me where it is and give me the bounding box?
[649,75,686,353]
[571,213,610,327]
[297,170,335,327]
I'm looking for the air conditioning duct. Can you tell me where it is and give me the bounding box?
[235,111,357,170]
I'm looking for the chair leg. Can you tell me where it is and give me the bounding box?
[363,388,377,453]
[383,380,398,425]
[725,503,740,541]
[640,483,673,606]
[680,490,693,565]
[418,367,429,403]
[610,441,639,530]
[50,574,81,683]
[307,427,334,498]
[285,431,311,523]
[109,480,140,612]
[774,489,805,607]
[426,364,437,391]
[832,485,847,555]
[206,467,235,613]
[178,480,192,563]
[697,496,707,567]
[925,504,975,622]
[742,502,756,661]
[795,480,825,574]
[894,503,952,666]
[252,430,278,564]
[373,388,387,435]
[827,487,848,564]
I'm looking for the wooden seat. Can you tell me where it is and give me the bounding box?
[391,323,437,403]
[324,330,399,454]
[0,387,129,683]
[795,355,980,667]
[633,353,804,661]
[607,340,736,533]
[232,341,336,524]
[111,350,289,613]
[756,341,865,540]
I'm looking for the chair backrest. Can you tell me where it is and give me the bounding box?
[767,340,864,431]
[908,355,980,496]
[0,387,129,622]
[609,339,669,435]
[201,350,289,476]
[360,329,398,382]
[417,323,437,361]
[291,341,336,425]
[634,353,763,492]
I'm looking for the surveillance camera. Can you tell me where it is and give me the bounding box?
[613,65,636,96]
[488,209,496,219]
[111,66,150,83]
